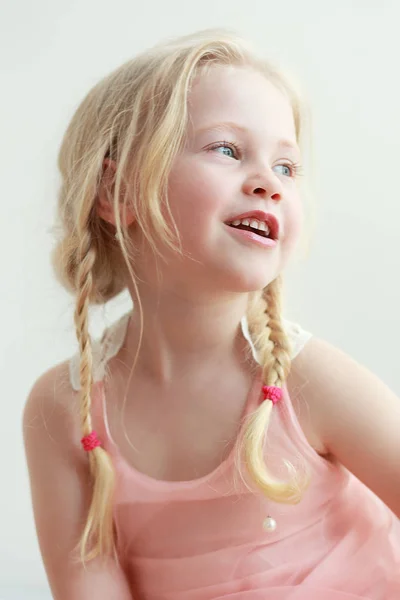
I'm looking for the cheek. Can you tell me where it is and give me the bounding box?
[283,194,303,250]
[167,161,224,228]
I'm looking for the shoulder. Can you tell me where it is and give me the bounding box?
[24,359,77,418]
[23,360,83,463]
[22,365,133,595]
[289,336,400,516]
[289,335,400,431]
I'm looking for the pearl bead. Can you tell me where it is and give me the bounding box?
[263,516,277,532]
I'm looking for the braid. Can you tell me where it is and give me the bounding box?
[73,231,116,563]
[259,278,291,387]
[74,231,96,438]
[238,277,310,504]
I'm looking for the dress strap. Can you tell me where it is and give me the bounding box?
[69,311,131,391]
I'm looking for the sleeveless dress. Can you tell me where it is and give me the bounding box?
[69,312,400,599]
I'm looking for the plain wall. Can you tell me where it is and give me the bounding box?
[1,0,399,597]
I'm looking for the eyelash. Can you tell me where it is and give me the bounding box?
[207,141,303,178]
[280,161,304,178]
[208,140,242,159]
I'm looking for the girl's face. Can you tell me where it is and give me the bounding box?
[144,65,303,295]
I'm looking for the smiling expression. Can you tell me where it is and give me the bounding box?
[139,65,304,295]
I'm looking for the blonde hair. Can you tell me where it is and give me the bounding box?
[51,29,311,563]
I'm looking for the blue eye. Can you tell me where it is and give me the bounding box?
[273,164,293,177]
[216,145,235,157]
[209,141,240,159]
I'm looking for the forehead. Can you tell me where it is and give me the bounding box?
[187,65,296,140]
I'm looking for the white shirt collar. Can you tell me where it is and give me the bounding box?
[240,314,260,364]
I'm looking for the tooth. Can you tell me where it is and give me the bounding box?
[260,223,270,235]
[232,220,241,226]
[241,219,250,226]
[258,222,267,232]
[250,219,260,229]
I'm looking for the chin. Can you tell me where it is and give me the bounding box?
[223,240,289,286]
[217,262,282,294]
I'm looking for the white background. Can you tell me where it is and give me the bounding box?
[1,0,400,597]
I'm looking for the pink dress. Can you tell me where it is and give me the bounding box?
[70,312,400,599]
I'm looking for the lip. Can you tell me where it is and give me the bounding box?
[225,224,277,248]
[225,210,280,241]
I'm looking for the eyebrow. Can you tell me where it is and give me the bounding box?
[195,122,300,153]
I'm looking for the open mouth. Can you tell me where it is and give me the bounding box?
[225,214,279,241]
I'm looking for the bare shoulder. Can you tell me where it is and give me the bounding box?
[288,336,400,517]
[25,359,75,409]
[23,358,81,457]
[24,358,78,432]
[23,362,134,598]
[22,360,88,592]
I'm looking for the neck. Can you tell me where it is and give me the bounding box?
[123,285,252,383]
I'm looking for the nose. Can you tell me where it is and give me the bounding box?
[242,170,282,202]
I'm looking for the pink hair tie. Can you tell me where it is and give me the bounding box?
[262,385,282,405]
[81,431,101,452]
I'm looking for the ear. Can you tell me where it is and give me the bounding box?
[96,158,135,227]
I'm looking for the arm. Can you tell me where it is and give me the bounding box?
[23,363,133,600]
[290,337,400,517]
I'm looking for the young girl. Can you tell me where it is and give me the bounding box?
[23,29,400,600]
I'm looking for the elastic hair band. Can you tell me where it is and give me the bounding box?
[262,385,282,405]
[81,431,102,452]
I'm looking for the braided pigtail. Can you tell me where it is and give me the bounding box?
[239,277,310,503]
[72,231,116,562]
